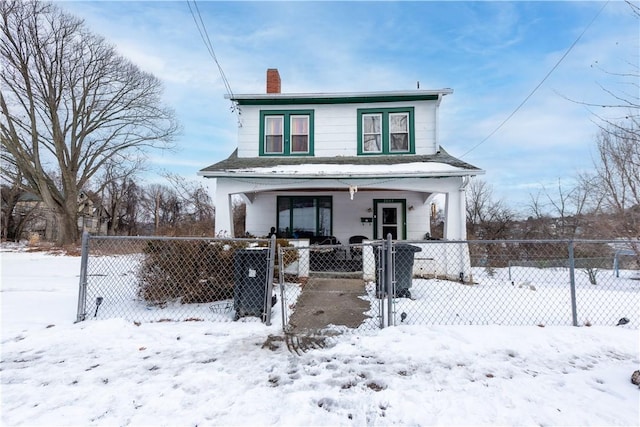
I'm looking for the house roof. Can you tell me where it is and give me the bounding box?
[227,89,454,106]
[199,147,484,179]
[18,192,41,202]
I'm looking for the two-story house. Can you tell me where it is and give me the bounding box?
[199,69,483,245]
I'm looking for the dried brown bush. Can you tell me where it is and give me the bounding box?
[138,240,249,305]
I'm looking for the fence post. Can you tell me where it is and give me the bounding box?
[75,231,90,323]
[386,233,394,327]
[376,244,384,329]
[263,235,277,326]
[278,246,287,331]
[568,240,578,326]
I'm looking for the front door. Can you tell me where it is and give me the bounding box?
[376,202,404,240]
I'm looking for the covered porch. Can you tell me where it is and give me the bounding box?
[212,176,471,243]
[199,148,484,243]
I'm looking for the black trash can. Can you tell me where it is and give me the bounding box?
[233,248,269,320]
[394,244,421,298]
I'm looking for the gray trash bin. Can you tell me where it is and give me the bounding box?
[375,244,421,298]
[233,248,269,320]
[394,244,421,298]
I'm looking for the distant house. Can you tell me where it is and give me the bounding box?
[77,191,109,235]
[200,69,484,244]
[14,190,108,241]
[13,192,49,239]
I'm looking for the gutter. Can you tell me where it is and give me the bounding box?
[198,170,483,179]
[226,89,454,101]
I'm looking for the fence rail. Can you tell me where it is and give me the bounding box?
[77,234,639,330]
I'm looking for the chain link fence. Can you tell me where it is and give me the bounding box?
[76,233,277,324]
[277,238,639,330]
[76,234,639,331]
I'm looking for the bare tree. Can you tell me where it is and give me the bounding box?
[94,160,144,235]
[580,2,638,137]
[163,174,215,236]
[590,118,640,238]
[428,202,444,239]
[140,183,169,234]
[1,162,22,240]
[138,177,214,236]
[0,0,179,245]
[232,197,245,237]
[527,178,599,239]
[466,179,514,240]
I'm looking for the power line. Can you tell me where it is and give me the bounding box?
[186,0,238,117]
[460,0,610,159]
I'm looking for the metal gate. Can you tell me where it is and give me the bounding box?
[276,235,405,339]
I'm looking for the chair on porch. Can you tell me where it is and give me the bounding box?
[348,235,368,261]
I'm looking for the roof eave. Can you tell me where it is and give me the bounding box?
[226,89,453,101]
[198,169,484,179]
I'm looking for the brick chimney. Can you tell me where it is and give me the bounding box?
[266,68,281,94]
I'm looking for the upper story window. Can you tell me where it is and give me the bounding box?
[264,116,283,153]
[260,110,314,156]
[357,107,415,155]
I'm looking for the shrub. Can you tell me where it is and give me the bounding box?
[138,240,249,305]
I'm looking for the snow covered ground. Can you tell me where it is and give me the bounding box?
[1,245,639,426]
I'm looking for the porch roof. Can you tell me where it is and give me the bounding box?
[199,147,484,179]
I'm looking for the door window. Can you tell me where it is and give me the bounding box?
[375,201,405,239]
[382,207,398,239]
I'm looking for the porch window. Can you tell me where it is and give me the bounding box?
[277,196,332,237]
[260,110,314,156]
[357,107,415,155]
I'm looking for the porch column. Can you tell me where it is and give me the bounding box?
[214,179,234,237]
[443,177,468,240]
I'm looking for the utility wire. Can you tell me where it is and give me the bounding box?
[460,0,610,159]
[186,0,238,116]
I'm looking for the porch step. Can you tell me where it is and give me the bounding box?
[309,270,363,279]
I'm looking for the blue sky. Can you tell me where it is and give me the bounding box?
[59,1,638,213]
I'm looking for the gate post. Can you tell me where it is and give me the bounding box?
[278,246,287,332]
[75,231,90,322]
[386,233,394,327]
[263,234,277,326]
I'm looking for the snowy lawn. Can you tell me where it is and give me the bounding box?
[1,246,639,426]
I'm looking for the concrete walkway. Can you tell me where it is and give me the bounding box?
[287,277,371,332]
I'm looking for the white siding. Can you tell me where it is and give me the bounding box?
[236,100,439,158]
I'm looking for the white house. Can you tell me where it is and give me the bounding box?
[199,69,484,246]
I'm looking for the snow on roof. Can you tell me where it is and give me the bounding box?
[199,147,484,178]
[219,161,463,178]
